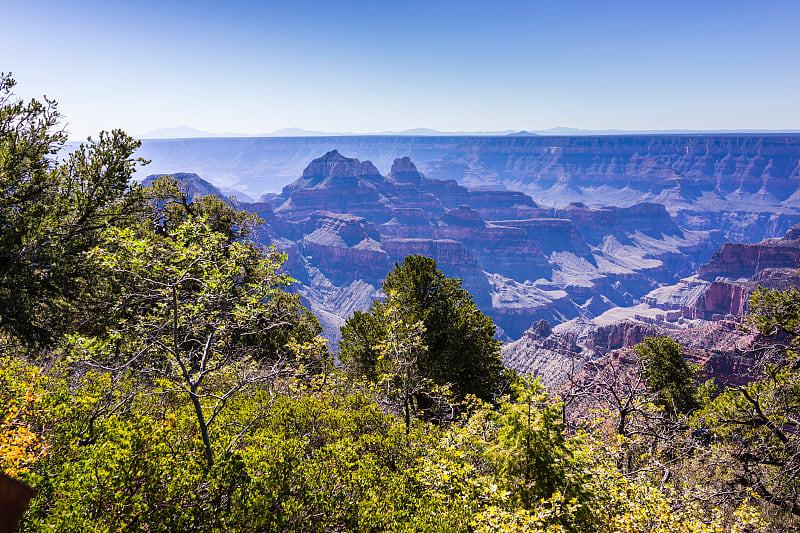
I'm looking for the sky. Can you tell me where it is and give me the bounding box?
[5,0,800,139]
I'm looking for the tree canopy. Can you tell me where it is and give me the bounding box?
[340,255,505,402]
[0,73,145,345]
[636,335,699,416]
[693,285,800,522]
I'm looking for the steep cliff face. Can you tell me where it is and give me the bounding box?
[686,282,750,319]
[639,224,800,320]
[299,212,389,284]
[381,238,491,308]
[427,135,800,203]
[465,190,541,220]
[584,322,662,355]
[699,241,800,280]
[556,203,681,244]
[432,208,552,283]
[673,211,800,243]
[492,218,594,259]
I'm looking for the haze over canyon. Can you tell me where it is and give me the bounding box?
[140,134,800,364]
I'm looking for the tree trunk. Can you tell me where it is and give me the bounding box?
[190,389,214,467]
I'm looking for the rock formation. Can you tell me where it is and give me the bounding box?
[504,316,762,390]
[640,224,800,321]
[584,322,662,356]
[143,150,800,357]
[503,224,800,388]
[201,151,737,343]
[136,135,800,245]
[501,319,583,386]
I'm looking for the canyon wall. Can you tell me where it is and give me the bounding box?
[143,146,800,354]
[151,151,746,343]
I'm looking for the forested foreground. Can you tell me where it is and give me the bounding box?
[3,75,800,532]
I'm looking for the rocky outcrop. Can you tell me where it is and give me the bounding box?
[510,316,762,390]
[276,151,393,222]
[699,241,800,280]
[502,320,583,386]
[465,190,540,220]
[299,212,388,284]
[387,156,424,185]
[286,150,382,190]
[683,281,750,320]
[246,202,298,238]
[439,205,486,227]
[492,218,594,260]
[752,267,800,291]
[557,202,681,244]
[638,224,800,320]
[585,322,661,355]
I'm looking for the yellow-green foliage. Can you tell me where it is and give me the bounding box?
[4,355,769,533]
[0,358,44,476]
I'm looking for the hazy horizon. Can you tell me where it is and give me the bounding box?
[134,125,800,140]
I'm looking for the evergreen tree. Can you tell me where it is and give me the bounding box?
[635,336,699,416]
[0,73,145,345]
[341,255,504,401]
[695,286,800,522]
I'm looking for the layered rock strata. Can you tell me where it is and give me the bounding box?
[216,151,729,342]
[136,135,800,246]
[145,150,794,349]
[640,224,800,321]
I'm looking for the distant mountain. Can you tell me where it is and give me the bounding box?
[137,126,213,139]
[136,126,514,138]
[374,128,517,136]
[378,128,449,135]
[137,126,800,140]
[536,127,800,135]
[266,127,341,137]
[137,126,342,139]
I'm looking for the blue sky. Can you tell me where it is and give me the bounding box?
[6,0,800,138]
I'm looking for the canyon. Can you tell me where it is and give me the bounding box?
[502,224,800,388]
[143,145,800,353]
[136,134,800,245]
